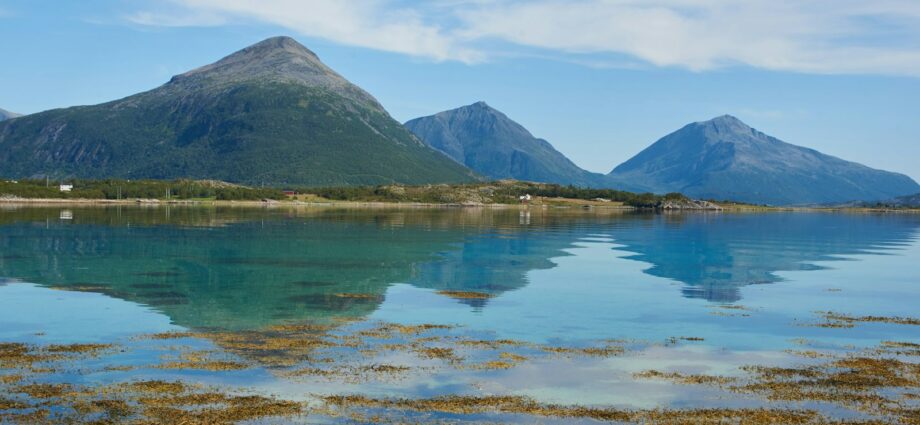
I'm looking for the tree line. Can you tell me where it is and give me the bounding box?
[0,179,285,201]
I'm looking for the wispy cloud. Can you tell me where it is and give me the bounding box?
[128,0,920,76]
[128,0,484,63]
[127,10,228,27]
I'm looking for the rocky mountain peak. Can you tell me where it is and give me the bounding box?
[697,114,755,138]
[437,102,532,139]
[240,36,320,60]
[174,36,330,81]
[164,35,381,109]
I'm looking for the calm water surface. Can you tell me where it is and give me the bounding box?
[0,206,917,421]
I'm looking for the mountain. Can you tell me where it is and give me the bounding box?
[0,108,20,121]
[874,193,920,208]
[608,115,920,205]
[0,36,477,186]
[405,102,605,187]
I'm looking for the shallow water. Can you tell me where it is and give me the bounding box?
[0,206,918,422]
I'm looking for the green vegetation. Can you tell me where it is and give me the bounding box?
[0,82,476,187]
[0,179,691,207]
[0,179,284,201]
[307,181,688,208]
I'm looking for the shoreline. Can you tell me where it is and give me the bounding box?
[0,197,917,213]
[0,198,548,209]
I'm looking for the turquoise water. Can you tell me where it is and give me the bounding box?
[0,206,918,419]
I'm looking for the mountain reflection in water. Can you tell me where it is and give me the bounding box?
[0,206,916,330]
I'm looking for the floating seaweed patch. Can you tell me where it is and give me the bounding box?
[45,343,113,355]
[541,344,625,357]
[813,311,920,328]
[877,341,920,356]
[3,319,919,424]
[415,347,459,361]
[0,342,109,369]
[11,383,74,399]
[135,331,197,340]
[71,399,133,420]
[156,351,249,372]
[456,338,525,349]
[633,370,736,386]
[0,377,303,425]
[285,363,413,383]
[0,396,27,410]
[435,290,494,300]
[783,349,835,359]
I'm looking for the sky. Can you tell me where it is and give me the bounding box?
[1,0,919,180]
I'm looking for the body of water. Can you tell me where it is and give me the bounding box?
[0,206,917,423]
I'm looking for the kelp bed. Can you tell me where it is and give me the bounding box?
[1,313,918,424]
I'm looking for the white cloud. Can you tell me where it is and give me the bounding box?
[129,0,484,63]
[457,0,920,75]
[128,0,920,76]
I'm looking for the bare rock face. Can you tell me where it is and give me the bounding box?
[608,115,920,205]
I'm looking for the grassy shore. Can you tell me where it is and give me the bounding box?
[3,196,917,214]
[2,179,917,212]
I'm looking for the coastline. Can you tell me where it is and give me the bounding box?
[0,197,603,210]
[1,197,917,213]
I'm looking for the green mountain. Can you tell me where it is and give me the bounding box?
[0,108,20,121]
[607,115,920,205]
[0,37,477,186]
[405,102,606,187]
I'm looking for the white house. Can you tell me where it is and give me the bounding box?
[59,184,73,192]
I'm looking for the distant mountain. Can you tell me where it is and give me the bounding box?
[873,193,920,208]
[0,36,477,186]
[0,108,20,121]
[405,102,606,187]
[608,115,920,205]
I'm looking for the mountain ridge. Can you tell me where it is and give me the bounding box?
[405,102,607,187]
[0,36,477,186]
[608,115,920,205]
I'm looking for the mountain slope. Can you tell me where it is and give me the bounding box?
[0,37,477,186]
[0,108,20,121]
[874,193,920,208]
[405,102,605,187]
[608,115,920,205]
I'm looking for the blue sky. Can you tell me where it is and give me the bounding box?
[2,0,919,180]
